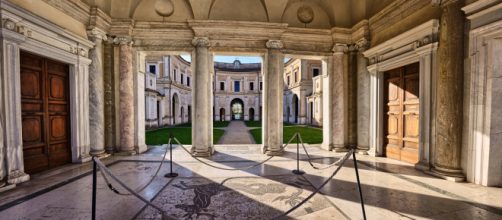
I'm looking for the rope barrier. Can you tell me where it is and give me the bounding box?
[272,149,354,219]
[171,133,298,171]
[297,134,346,170]
[93,157,174,220]
[100,138,172,196]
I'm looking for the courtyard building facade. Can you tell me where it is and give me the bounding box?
[0,0,501,218]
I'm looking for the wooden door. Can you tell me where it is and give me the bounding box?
[384,63,419,164]
[21,51,71,174]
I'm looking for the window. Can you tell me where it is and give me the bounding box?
[234,81,240,92]
[173,69,177,81]
[260,82,263,90]
[313,68,320,77]
[187,77,190,87]
[181,73,184,84]
[287,76,290,85]
[294,71,298,82]
[220,82,225,91]
[249,82,254,91]
[148,65,156,74]
[150,79,153,86]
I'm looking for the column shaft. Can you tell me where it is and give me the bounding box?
[103,40,115,153]
[356,40,370,153]
[191,37,213,156]
[118,39,135,155]
[432,0,465,180]
[332,44,349,152]
[88,33,107,157]
[263,40,284,155]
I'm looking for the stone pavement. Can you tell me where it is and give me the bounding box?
[217,121,256,144]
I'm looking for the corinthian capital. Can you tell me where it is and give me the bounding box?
[332,43,348,54]
[113,36,133,46]
[192,37,210,47]
[355,38,369,52]
[266,40,283,49]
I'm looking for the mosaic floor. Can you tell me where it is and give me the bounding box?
[0,144,501,219]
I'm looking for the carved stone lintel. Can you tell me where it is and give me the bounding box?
[266,40,283,49]
[192,37,210,47]
[332,43,348,54]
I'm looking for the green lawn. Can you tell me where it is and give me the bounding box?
[249,126,323,144]
[146,127,225,145]
[176,121,230,128]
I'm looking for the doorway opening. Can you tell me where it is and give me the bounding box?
[231,98,244,120]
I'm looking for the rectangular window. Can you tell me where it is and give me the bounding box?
[148,65,156,74]
[220,82,225,91]
[294,71,298,82]
[187,77,190,87]
[234,81,240,92]
[287,76,290,85]
[173,69,177,81]
[181,74,184,84]
[313,68,320,77]
[249,82,254,91]
[260,82,263,90]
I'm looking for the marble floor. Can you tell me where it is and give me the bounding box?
[0,144,501,219]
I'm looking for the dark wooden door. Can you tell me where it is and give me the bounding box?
[21,51,71,174]
[384,63,419,164]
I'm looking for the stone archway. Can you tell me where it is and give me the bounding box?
[220,108,225,121]
[172,93,179,125]
[292,94,299,124]
[230,98,244,120]
[249,108,255,121]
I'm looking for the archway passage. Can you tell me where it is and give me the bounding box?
[231,98,244,120]
[293,94,299,124]
[249,108,255,121]
[220,108,225,121]
[172,93,179,125]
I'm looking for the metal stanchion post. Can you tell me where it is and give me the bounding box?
[165,132,179,178]
[92,157,97,220]
[352,148,366,220]
[292,133,305,175]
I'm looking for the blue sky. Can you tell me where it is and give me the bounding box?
[180,55,290,63]
[181,55,261,63]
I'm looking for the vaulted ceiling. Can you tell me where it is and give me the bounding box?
[82,0,395,28]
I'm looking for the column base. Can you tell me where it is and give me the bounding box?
[7,170,30,184]
[356,149,369,155]
[426,167,465,182]
[333,146,349,153]
[136,144,148,154]
[191,147,214,157]
[320,143,332,151]
[115,150,137,156]
[265,148,285,156]
[0,183,16,193]
[90,150,111,159]
[76,155,92,163]
[415,161,431,171]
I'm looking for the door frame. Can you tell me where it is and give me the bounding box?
[364,20,439,169]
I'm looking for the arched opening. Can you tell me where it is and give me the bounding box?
[230,98,244,120]
[286,106,290,123]
[220,108,225,121]
[172,93,179,125]
[249,108,255,121]
[188,105,191,122]
[157,100,161,127]
[293,94,299,124]
[181,106,185,123]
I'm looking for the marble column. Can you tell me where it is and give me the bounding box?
[116,36,136,155]
[262,40,284,156]
[347,45,358,147]
[87,29,108,157]
[103,38,115,153]
[329,44,349,152]
[191,37,213,157]
[432,0,465,181]
[356,39,370,154]
[0,36,30,185]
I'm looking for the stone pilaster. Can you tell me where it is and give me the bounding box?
[87,28,108,157]
[263,40,285,156]
[103,37,115,153]
[355,38,371,154]
[115,36,136,155]
[191,37,213,157]
[331,44,349,152]
[431,0,465,181]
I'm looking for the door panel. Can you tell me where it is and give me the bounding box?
[21,51,71,174]
[384,63,419,164]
